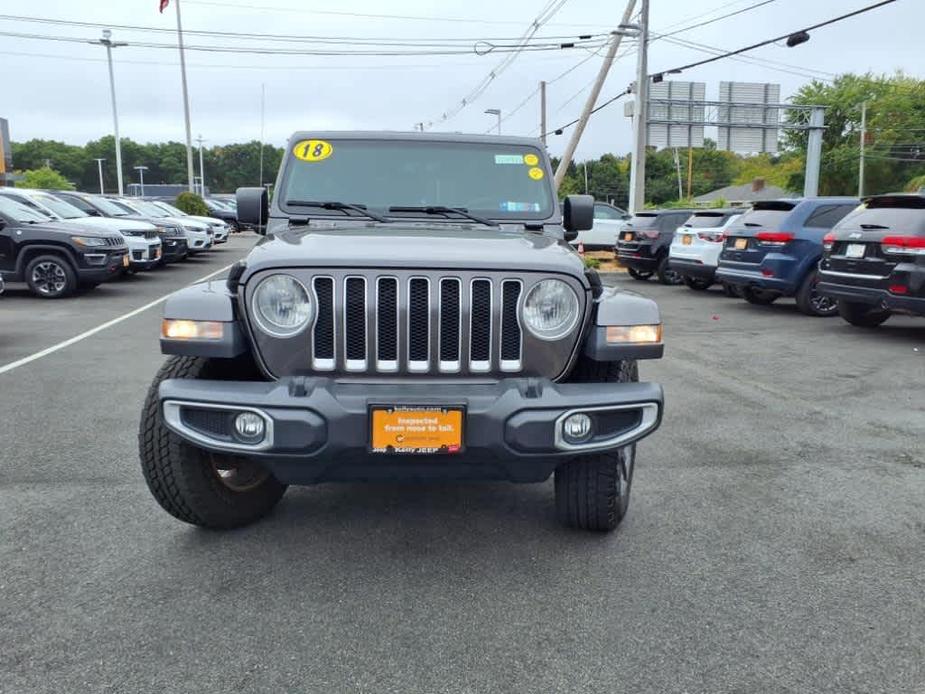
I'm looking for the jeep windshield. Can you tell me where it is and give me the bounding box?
[279,138,554,222]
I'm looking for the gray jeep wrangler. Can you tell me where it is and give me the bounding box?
[139,132,665,532]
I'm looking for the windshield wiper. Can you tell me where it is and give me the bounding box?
[285,200,389,223]
[388,205,499,228]
[860,223,889,230]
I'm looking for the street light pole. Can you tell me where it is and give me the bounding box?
[196,134,206,196]
[95,30,127,196]
[484,108,501,134]
[134,165,148,197]
[628,0,650,214]
[171,0,196,192]
[93,158,106,194]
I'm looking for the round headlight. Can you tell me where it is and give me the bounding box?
[522,279,580,340]
[252,274,312,337]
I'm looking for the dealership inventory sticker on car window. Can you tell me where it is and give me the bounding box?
[523,153,539,166]
[292,139,333,162]
[494,154,524,165]
[528,167,545,180]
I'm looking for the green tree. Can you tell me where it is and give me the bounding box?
[785,73,925,195]
[174,191,209,216]
[16,165,75,190]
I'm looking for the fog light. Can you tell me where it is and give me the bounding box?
[563,413,593,443]
[234,412,266,442]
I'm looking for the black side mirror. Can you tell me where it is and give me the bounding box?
[236,187,268,233]
[562,194,594,240]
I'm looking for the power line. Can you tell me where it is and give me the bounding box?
[496,0,775,134]
[0,13,609,45]
[0,27,606,56]
[650,0,898,78]
[544,0,899,137]
[182,0,603,27]
[427,0,573,127]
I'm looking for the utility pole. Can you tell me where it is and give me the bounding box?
[803,106,825,198]
[686,145,694,200]
[171,0,196,192]
[628,0,649,213]
[259,83,266,187]
[196,134,206,196]
[858,101,867,198]
[672,147,683,200]
[94,158,106,194]
[95,30,127,196]
[554,0,637,189]
[540,80,547,146]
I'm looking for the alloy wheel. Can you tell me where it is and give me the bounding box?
[31,261,67,296]
[210,454,270,492]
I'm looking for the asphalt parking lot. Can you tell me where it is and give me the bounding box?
[1,240,923,693]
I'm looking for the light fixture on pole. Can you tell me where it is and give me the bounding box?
[93,158,106,194]
[92,30,127,196]
[484,108,501,135]
[134,165,149,197]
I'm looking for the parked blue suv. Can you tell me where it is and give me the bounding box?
[715,197,859,316]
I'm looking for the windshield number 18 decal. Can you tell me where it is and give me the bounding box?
[292,139,333,162]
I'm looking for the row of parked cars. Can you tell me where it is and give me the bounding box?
[0,188,239,298]
[577,192,924,328]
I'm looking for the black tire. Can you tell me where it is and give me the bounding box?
[683,276,713,291]
[656,255,684,285]
[557,357,638,532]
[742,286,778,305]
[627,267,653,281]
[138,355,287,529]
[722,282,742,298]
[24,254,77,298]
[795,269,839,317]
[838,300,891,328]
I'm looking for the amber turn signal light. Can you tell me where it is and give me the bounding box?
[161,319,224,340]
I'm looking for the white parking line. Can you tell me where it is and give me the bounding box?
[0,264,235,376]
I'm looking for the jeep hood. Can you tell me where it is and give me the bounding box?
[241,226,586,280]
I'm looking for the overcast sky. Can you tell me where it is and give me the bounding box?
[2,0,919,161]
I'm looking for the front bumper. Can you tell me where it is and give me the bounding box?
[159,377,664,484]
[161,237,189,261]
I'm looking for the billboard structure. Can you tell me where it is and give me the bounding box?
[643,81,826,196]
[646,81,705,149]
[717,82,781,154]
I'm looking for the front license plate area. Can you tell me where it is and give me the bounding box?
[370,406,464,455]
[682,235,692,245]
[623,232,633,241]
[122,255,130,268]
[845,243,865,259]
[734,237,748,250]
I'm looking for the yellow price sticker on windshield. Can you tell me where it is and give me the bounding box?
[528,166,545,180]
[293,139,333,162]
[523,153,539,166]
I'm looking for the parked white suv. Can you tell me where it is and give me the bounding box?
[110,198,213,254]
[569,201,629,251]
[149,200,229,243]
[0,189,162,271]
[668,209,745,291]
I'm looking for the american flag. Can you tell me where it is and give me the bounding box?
[159,0,169,12]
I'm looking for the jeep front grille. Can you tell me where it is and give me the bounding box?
[306,273,524,375]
